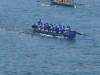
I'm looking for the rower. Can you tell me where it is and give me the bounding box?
[66,26,70,31]
[52,25,55,33]
[64,26,71,34]
[59,26,61,33]
[59,26,64,34]
[55,26,59,34]
[43,23,47,31]
[39,23,43,30]
[37,19,42,25]
[66,26,69,31]
[47,25,50,32]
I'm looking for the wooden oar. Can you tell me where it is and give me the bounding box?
[76,32,88,36]
[74,2,89,6]
[37,1,40,2]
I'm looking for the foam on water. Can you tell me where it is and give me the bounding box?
[40,33,53,37]
[0,27,5,31]
[41,4,50,6]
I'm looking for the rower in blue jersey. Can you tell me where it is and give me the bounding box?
[58,25,61,33]
[51,25,55,32]
[43,23,47,31]
[68,26,71,31]
[39,23,43,30]
[59,26,64,34]
[66,26,71,31]
[55,26,59,33]
[47,25,50,32]
[37,19,42,25]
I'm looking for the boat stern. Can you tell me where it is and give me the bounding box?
[64,31,76,39]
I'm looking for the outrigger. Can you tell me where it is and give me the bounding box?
[32,19,76,39]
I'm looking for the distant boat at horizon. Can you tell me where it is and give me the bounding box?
[51,0,74,7]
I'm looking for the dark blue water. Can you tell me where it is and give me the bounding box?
[0,0,100,75]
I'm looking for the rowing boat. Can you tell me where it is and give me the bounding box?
[31,21,76,39]
[51,0,74,7]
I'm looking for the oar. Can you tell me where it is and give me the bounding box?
[37,1,40,2]
[76,32,88,36]
[74,2,89,6]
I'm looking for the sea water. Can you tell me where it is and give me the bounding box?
[0,0,100,75]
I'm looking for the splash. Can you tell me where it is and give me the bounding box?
[41,4,50,6]
[41,4,46,6]
[0,28,5,31]
[74,6,77,8]
[85,5,90,7]
[40,33,53,37]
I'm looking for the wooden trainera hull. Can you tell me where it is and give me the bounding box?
[32,24,76,39]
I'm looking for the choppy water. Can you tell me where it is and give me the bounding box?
[0,0,100,75]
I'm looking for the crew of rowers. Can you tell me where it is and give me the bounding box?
[36,19,72,34]
[51,0,72,3]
